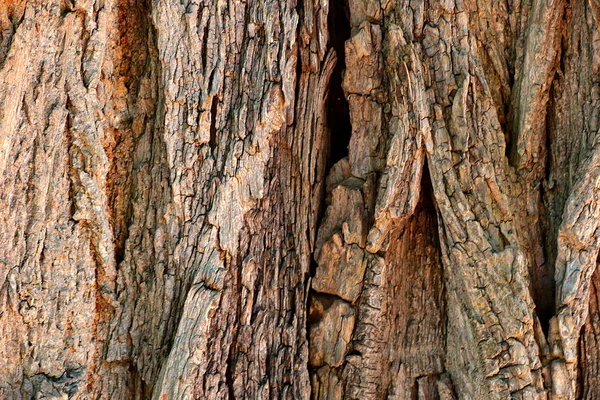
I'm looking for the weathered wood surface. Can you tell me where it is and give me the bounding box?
[0,0,599,399]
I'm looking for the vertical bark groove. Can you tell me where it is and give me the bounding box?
[326,0,351,170]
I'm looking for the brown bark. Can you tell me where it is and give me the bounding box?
[1,0,599,399]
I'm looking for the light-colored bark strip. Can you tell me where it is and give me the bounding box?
[0,2,119,397]
[510,0,565,176]
[113,0,334,397]
[549,143,600,398]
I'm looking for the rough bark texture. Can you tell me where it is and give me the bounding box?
[1,0,599,399]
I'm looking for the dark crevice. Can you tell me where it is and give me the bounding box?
[577,324,585,399]
[326,0,351,170]
[504,108,513,158]
[417,161,436,215]
[537,74,559,336]
[309,257,318,281]
[129,362,152,399]
[306,0,353,393]
[209,95,218,150]
[420,159,451,379]
[310,0,352,279]
[293,0,304,132]
[65,102,77,224]
[201,24,209,73]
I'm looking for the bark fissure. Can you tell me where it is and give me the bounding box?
[209,94,218,151]
[538,74,559,337]
[326,0,351,170]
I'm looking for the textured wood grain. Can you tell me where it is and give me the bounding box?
[1,0,599,399]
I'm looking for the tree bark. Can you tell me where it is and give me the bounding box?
[0,0,599,399]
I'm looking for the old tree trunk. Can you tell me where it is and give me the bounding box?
[2,0,600,398]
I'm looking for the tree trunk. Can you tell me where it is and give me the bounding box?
[0,0,599,398]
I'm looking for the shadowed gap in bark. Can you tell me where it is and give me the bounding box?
[578,323,586,399]
[209,95,218,150]
[537,74,560,336]
[309,0,351,281]
[129,362,152,399]
[306,2,352,394]
[420,161,437,220]
[326,0,351,170]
